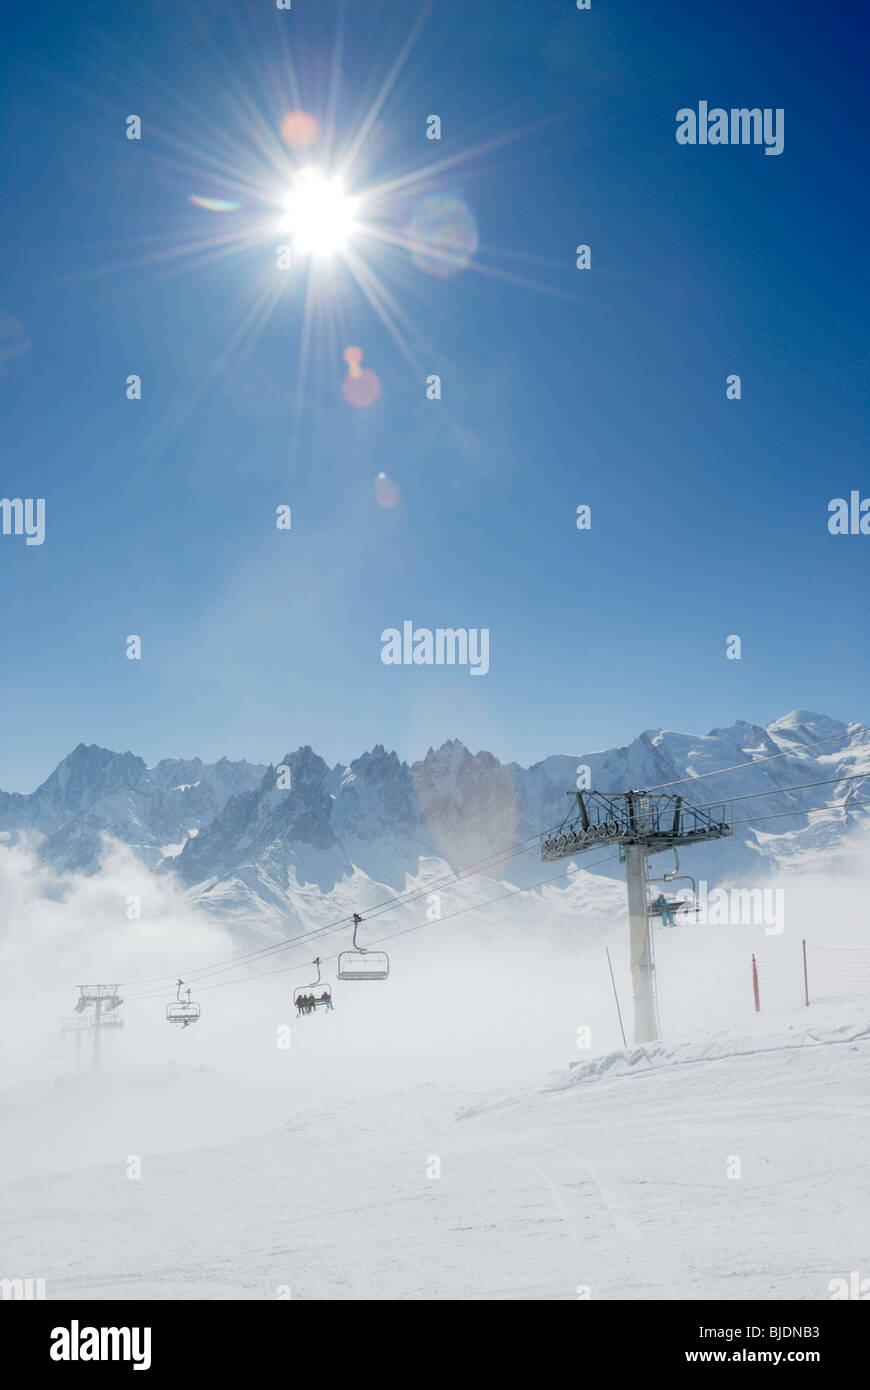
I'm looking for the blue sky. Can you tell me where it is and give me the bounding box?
[1,0,867,791]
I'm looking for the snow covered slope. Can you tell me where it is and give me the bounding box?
[2,1002,867,1300]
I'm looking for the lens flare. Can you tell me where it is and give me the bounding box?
[407,193,479,278]
[280,110,319,148]
[189,195,242,212]
[411,758,519,869]
[342,346,381,407]
[374,473,401,507]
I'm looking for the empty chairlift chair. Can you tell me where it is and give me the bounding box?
[337,914,390,981]
[166,978,201,1028]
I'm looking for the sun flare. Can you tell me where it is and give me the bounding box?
[280,170,358,257]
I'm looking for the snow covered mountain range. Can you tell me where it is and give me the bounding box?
[2,711,868,933]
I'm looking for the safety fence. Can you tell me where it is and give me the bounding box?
[752,939,870,1011]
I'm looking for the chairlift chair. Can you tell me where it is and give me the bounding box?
[648,849,699,921]
[166,979,201,1028]
[337,914,390,981]
[648,892,695,919]
[293,958,334,1012]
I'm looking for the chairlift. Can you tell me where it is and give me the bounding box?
[337,914,390,981]
[648,849,699,922]
[293,958,334,1014]
[166,978,201,1028]
[648,891,695,920]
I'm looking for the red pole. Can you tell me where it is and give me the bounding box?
[802,938,809,1006]
[752,954,760,1012]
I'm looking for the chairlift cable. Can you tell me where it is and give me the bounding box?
[731,795,870,826]
[119,832,547,993]
[692,768,870,809]
[642,724,870,793]
[111,747,870,997]
[128,852,622,1000]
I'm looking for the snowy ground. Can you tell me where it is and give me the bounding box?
[2,1001,868,1301]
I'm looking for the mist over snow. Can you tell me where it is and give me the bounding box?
[1,813,869,1132]
[1,711,869,1300]
[2,708,869,1105]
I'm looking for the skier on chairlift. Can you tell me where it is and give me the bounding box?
[652,892,676,926]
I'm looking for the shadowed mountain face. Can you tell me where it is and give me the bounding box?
[0,744,268,872]
[0,713,867,922]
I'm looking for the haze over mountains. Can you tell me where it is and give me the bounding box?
[1,711,867,935]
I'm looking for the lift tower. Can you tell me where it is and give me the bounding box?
[541,790,731,1044]
[73,985,123,1071]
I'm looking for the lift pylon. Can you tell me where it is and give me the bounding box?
[72,985,123,1071]
[541,789,731,1044]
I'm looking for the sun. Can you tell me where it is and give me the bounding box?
[113,15,563,453]
[280,169,358,258]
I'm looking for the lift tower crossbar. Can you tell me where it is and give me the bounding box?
[541,790,731,1044]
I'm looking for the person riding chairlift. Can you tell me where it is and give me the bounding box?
[652,892,676,927]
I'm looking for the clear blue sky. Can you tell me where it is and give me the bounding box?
[1,0,867,791]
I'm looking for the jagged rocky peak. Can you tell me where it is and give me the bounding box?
[347,743,405,779]
[148,756,206,790]
[272,744,330,790]
[331,744,419,846]
[411,740,514,803]
[410,740,519,864]
[249,746,336,849]
[209,755,264,785]
[38,743,146,807]
[0,711,866,897]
